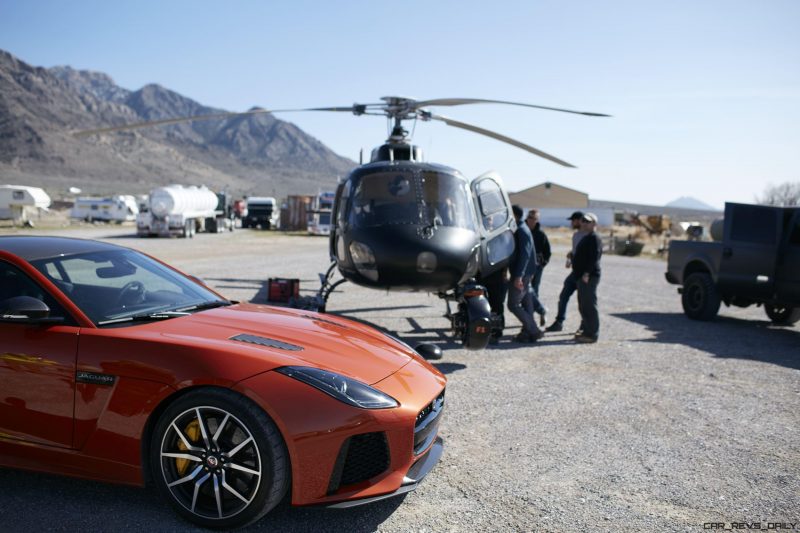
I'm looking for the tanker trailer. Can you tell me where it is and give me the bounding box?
[137,185,230,237]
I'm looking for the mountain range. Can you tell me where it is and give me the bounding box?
[664,196,718,211]
[0,49,356,199]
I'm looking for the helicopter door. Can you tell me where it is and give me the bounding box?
[470,172,516,276]
[329,181,347,262]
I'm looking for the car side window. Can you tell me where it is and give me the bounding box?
[790,217,800,247]
[0,261,69,320]
[729,205,778,245]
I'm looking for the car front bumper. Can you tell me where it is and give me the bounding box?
[324,436,443,508]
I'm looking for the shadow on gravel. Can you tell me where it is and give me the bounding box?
[612,311,800,369]
[0,469,406,532]
[433,362,467,374]
[335,305,429,314]
[99,232,140,239]
[248,280,333,304]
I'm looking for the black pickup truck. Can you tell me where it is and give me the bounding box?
[666,202,800,325]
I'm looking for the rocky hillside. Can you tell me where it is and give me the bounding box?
[0,49,355,199]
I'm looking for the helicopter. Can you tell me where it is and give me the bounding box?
[76,96,609,350]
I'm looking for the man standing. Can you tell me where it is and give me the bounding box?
[525,208,551,326]
[507,205,543,343]
[545,211,587,333]
[572,213,602,343]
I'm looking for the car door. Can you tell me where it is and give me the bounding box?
[775,209,800,303]
[0,260,78,449]
[470,172,516,277]
[717,203,781,300]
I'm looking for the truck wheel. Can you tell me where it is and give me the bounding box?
[764,305,800,326]
[681,272,720,321]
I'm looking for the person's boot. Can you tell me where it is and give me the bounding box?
[545,321,563,332]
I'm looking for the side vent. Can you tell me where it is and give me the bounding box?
[229,334,304,351]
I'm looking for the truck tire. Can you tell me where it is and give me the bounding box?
[764,304,800,326]
[681,272,721,321]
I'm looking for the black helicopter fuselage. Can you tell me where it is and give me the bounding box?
[329,160,482,293]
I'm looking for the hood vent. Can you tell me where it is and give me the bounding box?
[301,314,351,330]
[230,334,304,351]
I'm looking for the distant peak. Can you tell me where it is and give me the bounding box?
[665,196,717,211]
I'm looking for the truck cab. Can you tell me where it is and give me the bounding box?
[666,202,800,324]
[242,197,279,230]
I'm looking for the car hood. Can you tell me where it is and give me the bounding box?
[143,303,417,385]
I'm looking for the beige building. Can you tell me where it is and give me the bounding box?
[508,182,588,209]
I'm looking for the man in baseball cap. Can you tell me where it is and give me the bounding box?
[545,210,589,333]
[573,212,602,342]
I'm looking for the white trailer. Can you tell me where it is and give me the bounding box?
[137,185,233,238]
[0,185,51,226]
[70,195,139,223]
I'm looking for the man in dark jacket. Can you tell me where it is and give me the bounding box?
[545,211,587,333]
[507,205,543,343]
[525,208,551,326]
[572,212,602,343]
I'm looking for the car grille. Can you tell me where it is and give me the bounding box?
[414,389,445,455]
[327,432,390,494]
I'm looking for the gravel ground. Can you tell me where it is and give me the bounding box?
[1,226,798,532]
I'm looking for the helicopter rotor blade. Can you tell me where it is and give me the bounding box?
[72,105,379,137]
[425,112,577,168]
[414,98,611,117]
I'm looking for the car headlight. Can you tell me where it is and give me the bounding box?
[275,366,398,409]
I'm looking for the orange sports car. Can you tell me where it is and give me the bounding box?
[0,236,446,529]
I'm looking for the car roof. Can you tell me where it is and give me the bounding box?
[0,236,123,262]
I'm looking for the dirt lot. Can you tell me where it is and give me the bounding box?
[1,226,798,532]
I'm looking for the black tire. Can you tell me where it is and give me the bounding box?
[681,272,721,321]
[764,304,800,326]
[150,388,289,529]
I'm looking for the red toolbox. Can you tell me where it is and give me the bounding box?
[267,278,300,303]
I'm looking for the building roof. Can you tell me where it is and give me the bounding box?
[511,181,587,196]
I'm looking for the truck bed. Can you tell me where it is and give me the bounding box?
[665,240,722,285]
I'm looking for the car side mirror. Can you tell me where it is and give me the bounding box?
[0,296,63,324]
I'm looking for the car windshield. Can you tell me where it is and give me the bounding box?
[349,170,475,230]
[30,248,227,326]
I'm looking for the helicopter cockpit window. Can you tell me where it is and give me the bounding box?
[475,178,509,232]
[350,171,474,229]
[419,171,474,230]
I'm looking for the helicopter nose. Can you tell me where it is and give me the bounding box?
[417,252,437,274]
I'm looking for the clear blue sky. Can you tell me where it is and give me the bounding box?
[1,0,798,209]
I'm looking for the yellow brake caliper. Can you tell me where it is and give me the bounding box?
[176,419,201,475]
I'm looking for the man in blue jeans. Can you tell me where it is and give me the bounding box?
[525,208,550,326]
[507,205,543,343]
[545,211,588,333]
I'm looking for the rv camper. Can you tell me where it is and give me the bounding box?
[70,195,139,223]
[0,185,51,226]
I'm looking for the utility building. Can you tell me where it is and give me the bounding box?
[508,182,588,209]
